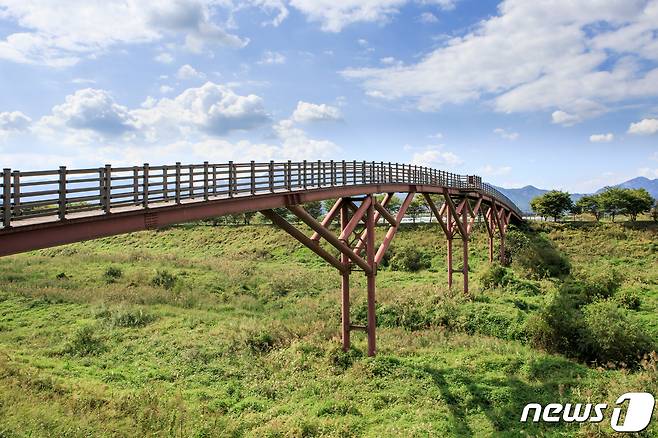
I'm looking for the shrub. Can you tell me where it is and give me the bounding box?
[582,300,654,366]
[110,308,156,328]
[616,288,641,310]
[389,246,431,272]
[63,325,104,356]
[151,270,177,289]
[103,266,122,283]
[479,264,513,289]
[526,293,586,357]
[479,264,541,295]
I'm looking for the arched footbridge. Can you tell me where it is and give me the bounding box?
[0,161,522,356]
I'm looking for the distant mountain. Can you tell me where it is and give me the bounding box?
[492,185,547,213]
[596,176,658,199]
[494,176,658,213]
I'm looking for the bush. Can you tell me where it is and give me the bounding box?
[151,270,177,289]
[63,325,104,356]
[616,288,641,310]
[479,264,541,295]
[389,246,431,272]
[527,292,654,366]
[479,264,513,289]
[108,308,156,327]
[582,300,654,366]
[103,266,122,283]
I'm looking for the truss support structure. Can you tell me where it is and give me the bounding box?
[262,189,515,355]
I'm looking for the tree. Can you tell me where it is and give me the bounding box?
[304,201,323,219]
[322,199,339,216]
[624,188,654,221]
[406,197,427,223]
[384,195,402,213]
[530,190,573,222]
[576,195,603,221]
[651,202,658,223]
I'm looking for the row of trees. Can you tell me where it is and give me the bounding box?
[530,187,656,222]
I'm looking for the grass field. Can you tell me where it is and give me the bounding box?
[0,219,656,437]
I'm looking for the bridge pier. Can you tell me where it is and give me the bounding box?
[340,201,351,350]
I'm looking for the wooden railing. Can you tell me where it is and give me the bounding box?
[0,160,521,228]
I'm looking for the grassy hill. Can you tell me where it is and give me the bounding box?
[0,219,656,436]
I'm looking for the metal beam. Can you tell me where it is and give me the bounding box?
[374,192,415,265]
[287,204,373,274]
[260,209,345,272]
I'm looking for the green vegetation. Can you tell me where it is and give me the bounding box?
[533,186,655,222]
[0,219,656,436]
[530,190,573,221]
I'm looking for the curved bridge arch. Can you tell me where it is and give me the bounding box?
[0,160,522,355]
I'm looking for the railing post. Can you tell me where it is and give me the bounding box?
[163,165,169,201]
[133,166,139,205]
[204,161,209,200]
[287,160,292,190]
[102,164,111,212]
[317,159,322,187]
[342,160,346,185]
[58,166,67,220]
[212,164,217,196]
[303,160,307,189]
[352,160,357,184]
[330,160,335,186]
[362,160,366,184]
[175,162,181,204]
[12,171,20,216]
[269,160,274,192]
[250,161,256,194]
[2,169,11,227]
[228,161,234,198]
[188,165,194,199]
[142,163,149,208]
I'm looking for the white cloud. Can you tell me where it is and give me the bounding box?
[176,64,205,80]
[552,110,582,126]
[493,128,519,140]
[0,1,248,67]
[628,118,658,135]
[273,119,341,159]
[154,52,174,64]
[248,0,289,27]
[480,164,512,176]
[589,133,614,142]
[342,0,658,121]
[159,85,174,94]
[0,111,32,132]
[258,50,286,65]
[427,132,443,139]
[419,12,438,23]
[638,167,658,178]
[39,88,137,138]
[288,0,456,32]
[410,145,462,168]
[133,82,270,139]
[291,101,341,123]
[35,82,269,146]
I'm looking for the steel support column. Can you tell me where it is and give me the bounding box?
[446,203,453,288]
[340,201,351,351]
[365,194,376,357]
[461,202,469,294]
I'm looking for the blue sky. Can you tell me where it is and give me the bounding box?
[0,0,657,192]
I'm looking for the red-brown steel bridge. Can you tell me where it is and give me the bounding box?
[0,160,522,356]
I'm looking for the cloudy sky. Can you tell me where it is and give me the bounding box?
[1,0,657,191]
